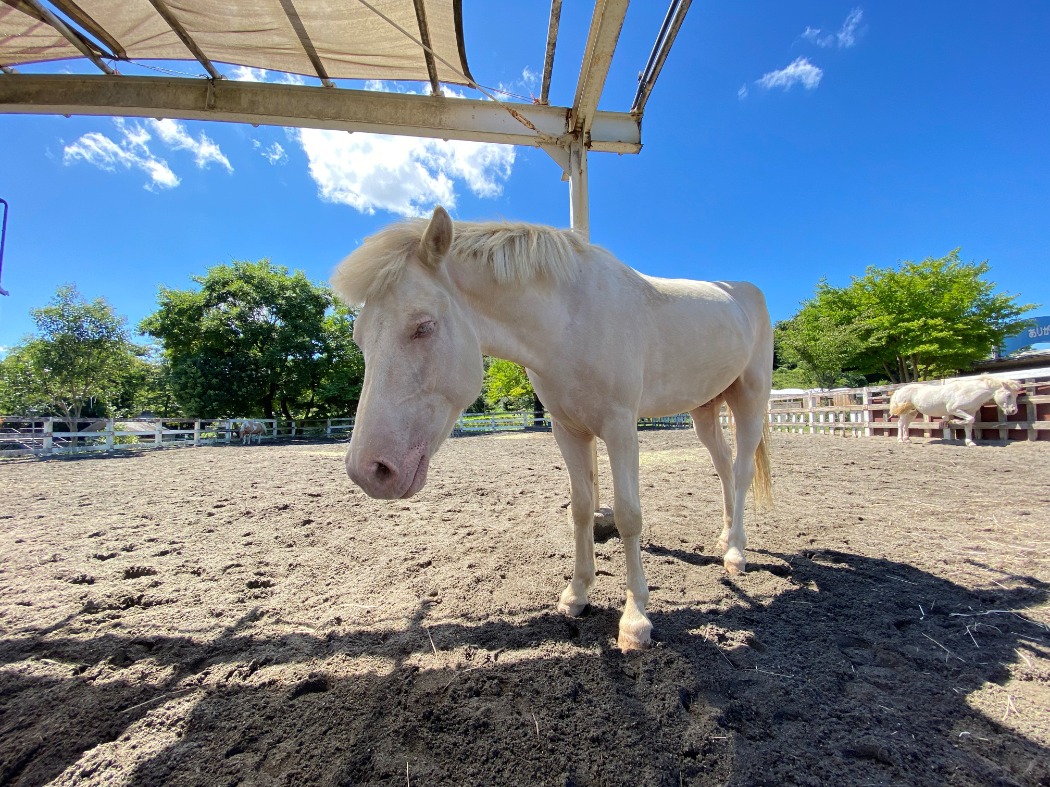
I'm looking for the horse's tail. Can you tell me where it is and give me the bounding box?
[751,417,773,511]
[889,388,914,416]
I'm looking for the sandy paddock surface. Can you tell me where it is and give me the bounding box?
[1,429,1048,786]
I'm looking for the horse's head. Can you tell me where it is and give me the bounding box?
[334,207,484,499]
[993,379,1023,416]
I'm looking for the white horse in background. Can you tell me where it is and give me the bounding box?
[240,421,265,445]
[332,206,773,651]
[890,375,1023,446]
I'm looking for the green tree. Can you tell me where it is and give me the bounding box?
[0,285,137,427]
[774,294,866,390]
[140,259,363,419]
[108,346,183,418]
[483,358,534,410]
[776,250,1035,384]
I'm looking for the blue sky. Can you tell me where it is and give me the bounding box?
[1,2,1048,353]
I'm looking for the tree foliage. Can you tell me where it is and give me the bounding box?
[139,259,363,419]
[776,250,1035,386]
[483,358,535,410]
[0,285,137,426]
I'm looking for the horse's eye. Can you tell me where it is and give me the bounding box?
[413,321,435,339]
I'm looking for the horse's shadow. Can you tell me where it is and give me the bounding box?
[1,550,1046,786]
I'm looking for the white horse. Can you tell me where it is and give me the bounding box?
[333,206,773,651]
[890,375,1023,446]
[240,421,265,445]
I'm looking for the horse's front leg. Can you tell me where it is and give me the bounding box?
[604,421,651,651]
[552,420,597,616]
[947,409,977,446]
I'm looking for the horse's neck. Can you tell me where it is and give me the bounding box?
[448,259,571,370]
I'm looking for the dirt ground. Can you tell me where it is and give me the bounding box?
[1,429,1048,786]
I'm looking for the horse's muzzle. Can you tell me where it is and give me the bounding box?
[345,445,429,499]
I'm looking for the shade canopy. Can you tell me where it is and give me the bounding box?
[0,0,471,86]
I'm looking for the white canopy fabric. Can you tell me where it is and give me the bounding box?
[0,0,472,85]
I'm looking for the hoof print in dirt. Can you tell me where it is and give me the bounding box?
[122,565,158,580]
[68,573,95,585]
[844,740,897,767]
[289,673,330,699]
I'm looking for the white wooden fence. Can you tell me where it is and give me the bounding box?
[0,417,358,457]
[3,371,1047,457]
[767,373,1050,442]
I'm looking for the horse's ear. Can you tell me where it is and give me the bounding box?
[419,206,453,270]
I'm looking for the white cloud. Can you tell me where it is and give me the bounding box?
[63,124,180,191]
[296,129,515,217]
[228,66,267,82]
[62,117,232,189]
[837,8,864,48]
[521,66,538,88]
[800,26,833,47]
[801,8,864,49]
[756,57,823,91]
[737,83,749,100]
[293,80,515,216]
[252,139,288,165]
[227,65,305,85]
[148,119,232,172]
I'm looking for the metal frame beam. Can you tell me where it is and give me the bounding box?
[539,0,562,106]
[146,0,222,80]
[0,74,641,153]
[631,0,690,114]
[411,0,442,96]
[569,0,629,135]
[278,0,335,87]
[17,0,117,75]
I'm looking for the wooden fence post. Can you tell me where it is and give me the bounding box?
[1026,379,1037,442]
[105,419,115,452]
[862,387,871,437]
[193,420,201,446]
[43,418,53,455]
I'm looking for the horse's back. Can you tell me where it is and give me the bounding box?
[634,276,772,416]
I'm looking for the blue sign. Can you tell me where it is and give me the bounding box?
[1000,316,1050,355]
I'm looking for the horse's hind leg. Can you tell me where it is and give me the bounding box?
[721,379,772,575]
[690,399,738,571]
[552,420,597,617]
[897,411,916,443]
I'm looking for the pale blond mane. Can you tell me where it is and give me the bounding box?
[332,217,588,305]
[978,374,1023,392]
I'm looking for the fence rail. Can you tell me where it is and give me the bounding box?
[3,373,1048,458]
[767,376,1050,442]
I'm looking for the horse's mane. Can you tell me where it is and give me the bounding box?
[332,217,588,305]
[980,374,1023,392]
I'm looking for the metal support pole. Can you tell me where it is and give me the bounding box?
[567,136,600,512]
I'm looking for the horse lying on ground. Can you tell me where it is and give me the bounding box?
[332,206,773,651]
[890,375,1023,446]
[240,421,265,445]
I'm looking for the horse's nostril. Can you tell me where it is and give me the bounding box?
[374,461,393,481]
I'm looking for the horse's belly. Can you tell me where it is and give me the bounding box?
[911,393,951,416]
[637,353,749,417]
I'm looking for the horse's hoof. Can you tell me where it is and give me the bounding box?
[617,621,652,651]
[557,599,587,617]
[723,548,747,575]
